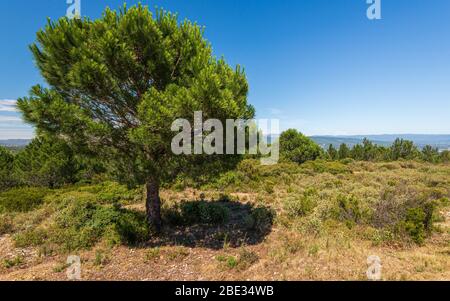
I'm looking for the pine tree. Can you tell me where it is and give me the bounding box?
[279,129,323,164]
[327,144,338,160]
[338,143,350,160]
[17,4,254,232]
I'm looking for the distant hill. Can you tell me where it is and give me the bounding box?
[0,139,31,147]
[310,135,450,151]
[1,135,450,151]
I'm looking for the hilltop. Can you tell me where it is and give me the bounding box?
[310,135,450,151]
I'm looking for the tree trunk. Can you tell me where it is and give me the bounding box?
[145,178,162,233]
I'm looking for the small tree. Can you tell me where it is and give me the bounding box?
[17,4,254,232]
[327,144,338,160]
[0,146,16,189]
[440,150,450,163]
[14,137,81,188]
[279,129,323,164]
[338,143,350,160]
[390,139,419,161]
[421,145,440,163]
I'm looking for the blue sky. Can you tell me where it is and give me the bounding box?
[1,0,449,139]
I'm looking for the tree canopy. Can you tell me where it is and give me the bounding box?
[17,4,254,231]
[279,129,323,164]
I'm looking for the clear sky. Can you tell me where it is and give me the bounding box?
[1,0,449,139]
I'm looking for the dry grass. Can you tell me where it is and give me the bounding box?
[0,161,449,280]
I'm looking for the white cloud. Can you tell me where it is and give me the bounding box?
[0,115,23,122]
[0,99,18,112]
[0,128,34,140]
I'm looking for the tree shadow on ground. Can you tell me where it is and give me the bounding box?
[147,200,275,250]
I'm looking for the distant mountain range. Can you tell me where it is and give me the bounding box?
[1,135,450,151]
[0,139,31,147]
[310,135,450,151]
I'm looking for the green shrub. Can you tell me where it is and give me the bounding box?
[237,159,260,180]
[216,251,257,271]
[54,200,149,250]
[216,255,238,269]
[283,189,318,218]
[439,197,449,207]
[0,146,16,190]
[165,201,231,226]
[14,228,49,248]
[2,255,24,269]
[399,208,427,245]
[301,160,351,175]
[244,206,275,233]
[279,129,324,164]
[14,200,149,251]
[0,187,49,213]
[79,181,140,204]
[333,194,365,226]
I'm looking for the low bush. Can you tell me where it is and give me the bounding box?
[332,194,366,228]
[0,187,49,213]
[398,208,426,244]
[396,201,437,245]
[283,188,318,218]
[244,206,275,233]
[372,185,439,244]
[301,160,351,175]
[2,255,24,269]
[216,249,259,271]
[165,201,231,226]
[13,199,149,251]
[54,200,148,249]
[14,228,49,248]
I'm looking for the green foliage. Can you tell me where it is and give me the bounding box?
[279,129,323,164]
[13,137,82,188]
[399,208,427,245]
[301,160,351,175]
[0,187,49,213]
[14,228,49,248]
[216,249,259,270]
[0,146,16,189]
[18,3,254,190]
[283,188,318,218]
[244,206,275,233]
[338,143,351,160]
[216,255,239,269]
[333,195,365,227]
[332,138,441,164]
[327,144,338,160]
[421,145,440,163]
[18,4,256,231]
[215,171,243,189]
[53,200,149,249]
[390,138,420,161]
[14,199,149,251]
[2,255,24,269]
[165,201,231,226]
[440,150,450,163]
